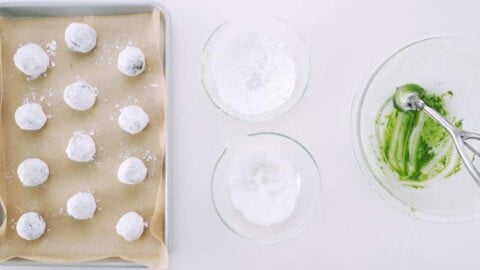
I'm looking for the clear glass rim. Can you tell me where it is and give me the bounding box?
[210,131,322,243]
[350,35,480,224]
[200,15,311,123]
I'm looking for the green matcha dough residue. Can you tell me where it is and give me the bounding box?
[378,83,462,182]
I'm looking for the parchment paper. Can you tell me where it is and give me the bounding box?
[0,10,167,269]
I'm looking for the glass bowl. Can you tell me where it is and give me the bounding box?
[351,36,480,223]
[200,16,310,122]
[211,132,320,242]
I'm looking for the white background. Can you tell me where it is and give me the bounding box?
[3,0,480,269]
[162,0,480,269]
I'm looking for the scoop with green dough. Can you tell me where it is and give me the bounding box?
[379,84,461,182]
[390,83,480,186]
[393,84,426,112]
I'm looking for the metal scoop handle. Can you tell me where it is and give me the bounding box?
[418,100,480,186]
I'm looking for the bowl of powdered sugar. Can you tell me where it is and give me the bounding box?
[200,16,310,122]
[211,132,320,242]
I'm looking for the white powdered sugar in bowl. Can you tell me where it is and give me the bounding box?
[229,152,300,226]
[201,16,310,122]
[212,132,320,242]
[212,32,296,116]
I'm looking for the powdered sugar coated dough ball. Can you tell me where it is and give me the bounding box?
[16,212,46,241]
[64,81,97,111]
[65,133,96,162]
[117,46,145,76]
[118,105,149,134]
[13,43,49,78]
[66,192,97,220]
[116,212,145,241]
[117,157,147,185]
[15,103,47,131]
[64,22,97,53]
[17,158,49,187]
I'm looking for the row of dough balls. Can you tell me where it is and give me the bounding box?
[14,22,146,78]
[16,208,145,242]
[15,83,150,136]
[18,156,148,187]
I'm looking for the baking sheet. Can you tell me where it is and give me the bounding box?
[0,10,167,269]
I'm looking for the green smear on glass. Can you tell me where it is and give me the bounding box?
[378,83,462,182]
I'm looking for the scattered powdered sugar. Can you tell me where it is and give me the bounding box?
[65,133,96,162]
[149,83,158,88]
[229,151,300,226]
[92,41,114,66]
[13,43,50,79]
[73,128,96,137]
[117,46,145,76]
[14,103,47,131]
[143,83,160,90]
[46,40,57,56]
[64,22,97,53]
[142,150,157,162]
[66,192,97,220]
[212,32,296,116]
[23,89,49,105]
[4,161,16,181]
[89,34,133,66]
[126,94,139,104]
[116,212,145,241]
[17,158,49,187]
[63,81,97,111]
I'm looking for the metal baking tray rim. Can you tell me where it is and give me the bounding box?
[0,0,172,267]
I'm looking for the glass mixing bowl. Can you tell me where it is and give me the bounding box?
[200,16,310,122]
[211,132,320,242]
[351,36,480,223]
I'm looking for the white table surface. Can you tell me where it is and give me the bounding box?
[163,0,480,269]
[2,0,480,269]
